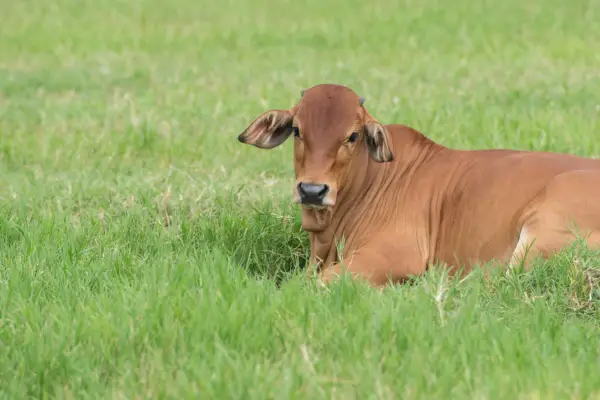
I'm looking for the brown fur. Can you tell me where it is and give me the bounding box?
[238,83,600,287]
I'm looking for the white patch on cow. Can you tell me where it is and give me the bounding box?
[508,226,534,270]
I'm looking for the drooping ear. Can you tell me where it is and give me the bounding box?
[237,109,294,149]
[364,118,394,163]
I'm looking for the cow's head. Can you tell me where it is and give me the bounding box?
[237,84,394,232]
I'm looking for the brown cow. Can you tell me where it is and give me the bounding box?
[237,83,600,287]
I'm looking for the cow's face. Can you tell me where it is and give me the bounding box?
[238,84,394,232]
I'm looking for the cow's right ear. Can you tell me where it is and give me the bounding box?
[237,110,294,149]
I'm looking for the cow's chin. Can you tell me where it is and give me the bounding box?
[300,205,333,232]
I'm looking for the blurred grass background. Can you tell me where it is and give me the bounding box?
[1,0,600,398]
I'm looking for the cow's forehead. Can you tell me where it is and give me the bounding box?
[294,85,361,131]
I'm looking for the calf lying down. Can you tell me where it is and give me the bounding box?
[238,83,600,287]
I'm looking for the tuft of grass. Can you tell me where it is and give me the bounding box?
[1,0,600,397]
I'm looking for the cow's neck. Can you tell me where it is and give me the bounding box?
[308,126,443,269]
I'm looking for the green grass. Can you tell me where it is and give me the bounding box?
[1,0,600,397]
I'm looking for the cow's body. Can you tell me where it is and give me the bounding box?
[237,83,600,287]
[312,124,600,285]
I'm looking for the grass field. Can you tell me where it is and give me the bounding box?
[1,0,600,398]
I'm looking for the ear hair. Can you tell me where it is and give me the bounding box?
[364,120,394,163]
[237,110,294,149]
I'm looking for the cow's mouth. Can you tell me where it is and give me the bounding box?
[302,204,329,211]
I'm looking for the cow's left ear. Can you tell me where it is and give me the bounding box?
[364,117,394,163]
[238,109,294,149]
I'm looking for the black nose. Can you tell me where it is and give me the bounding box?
[297,182,329,204]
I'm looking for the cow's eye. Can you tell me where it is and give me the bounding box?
[292,126,300,138]
[347,131,359,143]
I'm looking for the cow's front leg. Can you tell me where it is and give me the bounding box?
[317,242,427,288]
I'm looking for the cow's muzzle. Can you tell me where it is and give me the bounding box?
[297,182,330,206]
